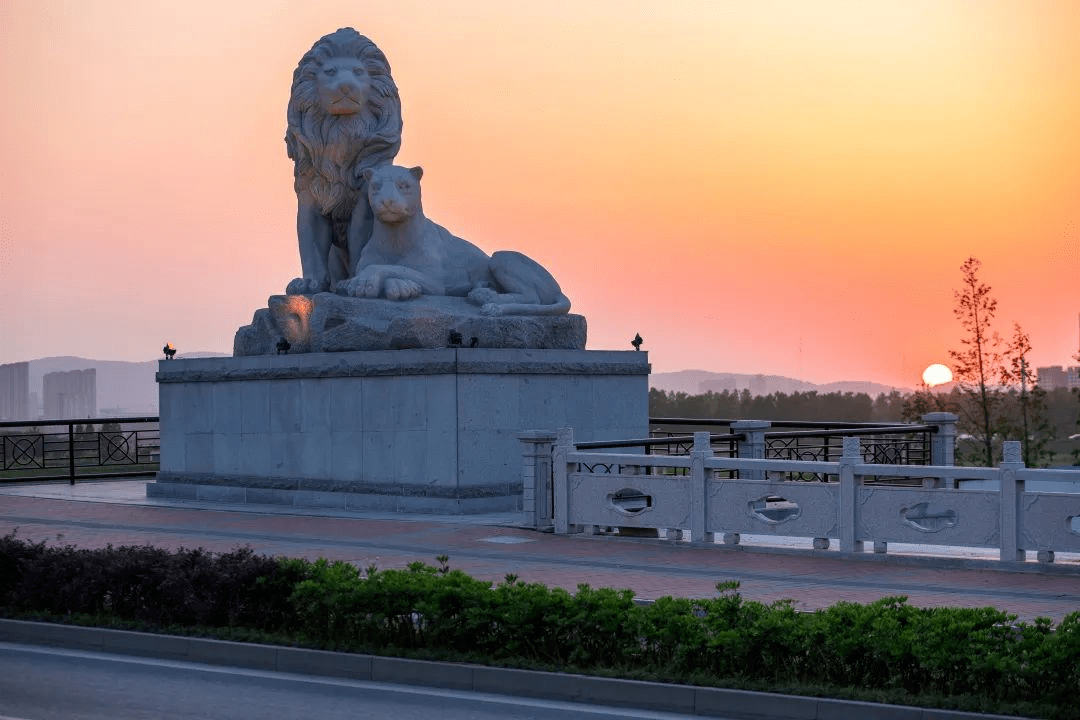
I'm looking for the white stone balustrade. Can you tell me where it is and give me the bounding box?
[545,430,1080,564]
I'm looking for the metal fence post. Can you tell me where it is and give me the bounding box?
[519,431,557,530]
[691,431,710,543]
[68,422,76,485]
[553,427,574,535]
[839,436,862,553]
[999,440,1025,562]
[732,420,770,480]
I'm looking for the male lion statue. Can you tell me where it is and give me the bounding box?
[339,165,571,316]
[284,28,403,295]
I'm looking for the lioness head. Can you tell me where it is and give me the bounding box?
[361,165,424,225]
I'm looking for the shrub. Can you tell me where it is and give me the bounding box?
[0,531,307,631]
[1,532,1076,717]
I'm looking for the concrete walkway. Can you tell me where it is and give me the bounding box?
[1,479,1079,622]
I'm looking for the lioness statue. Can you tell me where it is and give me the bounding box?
[284,28,403,295]
[339,165,571,316]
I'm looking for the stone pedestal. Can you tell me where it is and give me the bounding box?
[148,349,649,513]
[234,294,587,356]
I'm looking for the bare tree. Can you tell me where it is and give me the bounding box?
[948,257,1002,466]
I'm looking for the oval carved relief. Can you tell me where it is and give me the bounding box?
[900,502,958,532]
[609,488,652,515]
[749,495,801,524]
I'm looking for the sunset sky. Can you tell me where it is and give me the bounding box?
[2,0,1078,389]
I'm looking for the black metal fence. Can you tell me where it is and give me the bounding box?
[573,418,936,483]
[0,417,160,484]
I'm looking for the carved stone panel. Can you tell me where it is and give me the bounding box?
[856,487,999,547]
[707,480,839,538]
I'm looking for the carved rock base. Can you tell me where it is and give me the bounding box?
[234,293,586,356]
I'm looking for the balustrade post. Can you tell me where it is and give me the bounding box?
[690,431,710,543]
[999,440,1025,562]
[732,420,770,480]
[923,412,958,488]
[519,431,557,530]
[839,436,862,553]
[553,427,574,535]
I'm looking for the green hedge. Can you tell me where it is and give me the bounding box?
[2,532,1077,718]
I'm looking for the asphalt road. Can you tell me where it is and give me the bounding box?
[0,643,712,720]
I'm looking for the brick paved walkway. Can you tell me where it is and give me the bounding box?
[2,481,1078,622]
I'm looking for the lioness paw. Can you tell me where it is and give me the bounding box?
[361,278,383,298]
[480,302,504,317]
[468,287,498,306]
[335,275,369,298]
[385,278,422,301]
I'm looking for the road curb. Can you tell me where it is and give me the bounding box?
[0,619,1029,720]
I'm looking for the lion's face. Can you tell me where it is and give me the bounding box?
[315,57,373,116]
[286,28,403,217]
[365,165,424,225]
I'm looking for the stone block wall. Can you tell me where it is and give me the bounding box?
[151,349,649,513]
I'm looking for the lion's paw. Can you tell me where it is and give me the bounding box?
[385,278,422,301]
[286,277,328,295]
[468,286,498,306]
[480,302,504,317]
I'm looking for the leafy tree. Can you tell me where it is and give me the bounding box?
[874,391,909,422]
[948,257,1004,466]
[901,382,958,423]
[1074,350,1080,465]
[998,323,1054,466]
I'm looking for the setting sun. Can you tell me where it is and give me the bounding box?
[922,364,953,388]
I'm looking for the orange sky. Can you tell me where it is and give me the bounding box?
[1,0,1078,388]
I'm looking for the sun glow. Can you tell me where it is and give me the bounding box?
[922,364,953,387]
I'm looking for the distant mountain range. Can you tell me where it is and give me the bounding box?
[16,357,904,418]
[650,370,907,398]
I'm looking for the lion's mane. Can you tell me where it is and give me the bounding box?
[286,28,403,230]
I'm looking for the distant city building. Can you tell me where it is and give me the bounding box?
[43,369,97,419]
[28,391,43,419]
[750,374,767,396]
[0,362,30,420]
[1036,365,1080,391]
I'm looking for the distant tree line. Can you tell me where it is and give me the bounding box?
[649,387,909,424]
[902,385,1078,467]
[649,385,1079,467]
